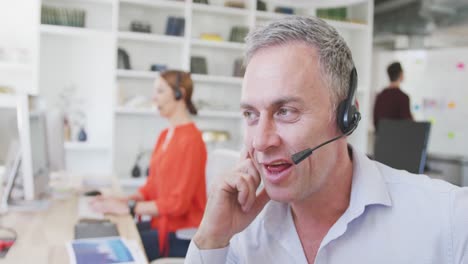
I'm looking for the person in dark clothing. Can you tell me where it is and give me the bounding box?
[373,62,413,130]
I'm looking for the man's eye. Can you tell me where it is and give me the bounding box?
[242,110,258,123]
[243,111,254,119]
[275,107,299,122]
[278,108,289,115]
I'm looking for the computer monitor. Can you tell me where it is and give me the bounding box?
[29,112,50,198]
[374,119,431,174]
[0,140,21,212]
[1,107,65,204]
[44,109,65,172]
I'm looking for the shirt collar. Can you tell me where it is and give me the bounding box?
[262,145,393,246]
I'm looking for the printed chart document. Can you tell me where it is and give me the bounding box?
[67,237,146,264]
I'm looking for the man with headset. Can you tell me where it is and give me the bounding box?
[186,16,468,263]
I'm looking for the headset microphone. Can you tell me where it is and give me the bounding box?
[291,120,359,164]
[291,67,361,165]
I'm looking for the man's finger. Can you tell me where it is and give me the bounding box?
[249,188,270,215]
[242,174,257,212]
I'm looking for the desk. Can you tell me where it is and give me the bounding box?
[0,179,148,263]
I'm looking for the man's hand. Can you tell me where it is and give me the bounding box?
[194,152,270,249]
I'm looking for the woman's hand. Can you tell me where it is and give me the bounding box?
[89,196,129,215]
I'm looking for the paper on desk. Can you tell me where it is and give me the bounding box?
[67,237,147,264]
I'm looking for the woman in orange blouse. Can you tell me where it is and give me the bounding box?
[91,70,207,260]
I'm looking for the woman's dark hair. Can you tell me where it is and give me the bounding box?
[160,70,198,115]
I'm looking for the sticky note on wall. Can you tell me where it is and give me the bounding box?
[457,62,465,70]
[448,101,456,109]
[428,117,436,125]
[448,132,455,139]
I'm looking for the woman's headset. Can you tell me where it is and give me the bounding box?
[174,72,183,101]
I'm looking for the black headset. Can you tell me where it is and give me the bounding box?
[292,67,361,164]
[336,67,361,134]
[174,72,183,101]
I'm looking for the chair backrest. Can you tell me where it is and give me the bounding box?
[374,119,431,174]
[205,148,240,193]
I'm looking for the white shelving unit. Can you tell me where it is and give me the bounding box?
[40,24,111,37]
[115,107,241,119]
[116,69,159,79]
[192,3,251,17]
[120,0,185,10]
[191,74,243,85]
[28,0,373,183]
[191,39,245,50]
[118,31,185,44]
[64,142,109,151]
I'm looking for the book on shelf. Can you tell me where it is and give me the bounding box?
[190,56,208,75]
[165,17,185,36]
[233,58,245,77]
[225,0,245,9]
[316,7,347,21]
[200,33,223,42]
[229,26,249,43]
[274,6,294,15]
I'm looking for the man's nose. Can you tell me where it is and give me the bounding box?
[252,115,281,152]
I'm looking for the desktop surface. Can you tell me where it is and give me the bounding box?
[0,183,147,263]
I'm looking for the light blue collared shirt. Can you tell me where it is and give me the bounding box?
[186,147,468,263]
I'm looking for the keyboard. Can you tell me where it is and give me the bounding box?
[77,196,104,220]
[74,220,119,239]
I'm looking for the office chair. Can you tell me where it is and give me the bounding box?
[175,148,240,240]
[374,119,431,174]
[151,149,239,263]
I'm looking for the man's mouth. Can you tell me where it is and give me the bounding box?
[264,160,293,174]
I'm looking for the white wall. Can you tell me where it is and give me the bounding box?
[372,47,468,157]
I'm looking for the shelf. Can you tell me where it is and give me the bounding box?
[191,39,245,51]
[255,12,368,31]
[119,177,147,188]
[192,3,250,17]
[198,110,241,119]
[64,142,109,151]
[255,11,291,20]
[282,0,368,8]
[0,94,17,108]
[118,31,185,44]
[116,69,160,79]
[0,62,31,72]
[119,0,185,10]
[43,0,115,5]
[115,107,158,116]
[115,107,241,119]
[40,24,110,37]
[191,74,243,85]
[324,19,368,31]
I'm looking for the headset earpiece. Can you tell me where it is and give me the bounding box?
[337,67,360,134]
[174,72,183,101]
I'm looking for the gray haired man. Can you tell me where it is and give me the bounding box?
[186,16,468,263]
